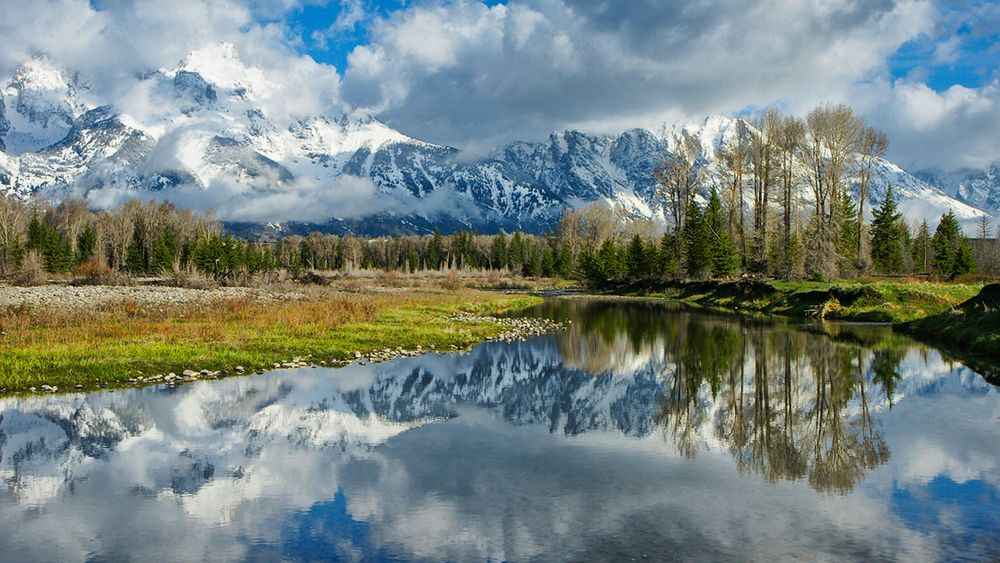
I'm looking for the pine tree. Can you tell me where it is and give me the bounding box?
[76,225,97,266]
[27,214,72,272]
[592,238,624,284]
[508,231,527,270]
[683,198,710,278]
[152,229,177,273]
[626,234,647,279]
[427,229,444,270]
[912,220,932,273]
[556,241,573,278]
[659,231,679,278]
[836,189,860,273]
[869,185,904,274]
[705,187,737,277]
[953,238,976,278]
[490,233,508,269]
[933,210,975,279]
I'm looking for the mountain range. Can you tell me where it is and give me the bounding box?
[0,43,994,235]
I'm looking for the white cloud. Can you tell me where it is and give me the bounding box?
[0,0,342,126]
[2,0,997,177]
[853,77,1000,169]
[340,0,942,152]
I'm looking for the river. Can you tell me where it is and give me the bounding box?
[1,298,998,561]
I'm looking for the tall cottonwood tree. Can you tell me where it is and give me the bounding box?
[856,126,889,269]
[655,130,702,263]
[750,109,780,273]
[776,114,805,278]
[804,103,863,279]
[715,120,751,269]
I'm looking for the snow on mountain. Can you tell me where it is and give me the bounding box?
[1,57,87,154]
[0,44,991,234]
[917,165,1000,226]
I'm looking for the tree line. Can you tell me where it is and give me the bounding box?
[0,102,993,285]
[646,103,989,283]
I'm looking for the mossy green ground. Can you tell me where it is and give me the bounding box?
[0,289,540,395]
[901,284,1000,374]
[645,280,982,323]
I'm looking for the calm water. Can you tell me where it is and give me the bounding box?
[1,298,999,561]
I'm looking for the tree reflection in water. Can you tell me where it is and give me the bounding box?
[529,299,905,494]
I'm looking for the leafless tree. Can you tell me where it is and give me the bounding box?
[716,121,751,269]
[856,126,888,268]
[0,195,29,275]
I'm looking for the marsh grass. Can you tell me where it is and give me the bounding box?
[646,279,983,323]
[0,287,540,394]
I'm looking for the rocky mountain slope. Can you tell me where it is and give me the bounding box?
[917,165,1000,229]
[0,43,991,235]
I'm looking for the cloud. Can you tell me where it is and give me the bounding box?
[2,0,997,178]
[339,0,939,150]
[854,76,1000,170]
[0,0,343,125]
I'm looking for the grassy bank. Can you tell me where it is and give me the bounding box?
[633,279,983,323]
[900,284,1000,377]
[0,286,541,395]
[615,277,999,373]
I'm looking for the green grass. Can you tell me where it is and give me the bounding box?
[769,280,981,321]
[900,284,1000,376]
[653,279,983,323]
[0,289,541,395]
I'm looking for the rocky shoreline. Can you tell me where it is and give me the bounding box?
[0,284,305,311]
[12,309,566,396]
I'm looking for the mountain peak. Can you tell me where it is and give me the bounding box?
[175,42,273,97]
[2,55,83,153]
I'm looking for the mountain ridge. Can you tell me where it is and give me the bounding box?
[0,43,993,235]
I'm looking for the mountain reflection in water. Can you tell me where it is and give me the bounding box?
[1,298,998,561]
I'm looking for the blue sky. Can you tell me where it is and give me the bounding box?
[281,0,999,93]
[889,2,1000,91]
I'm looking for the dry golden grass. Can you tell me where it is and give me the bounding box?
[0,285,540,394]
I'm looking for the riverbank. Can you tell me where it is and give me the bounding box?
[624,279,982,323]
[613,278,999,373]
[900,284,1000,379]
[0,284,547,395]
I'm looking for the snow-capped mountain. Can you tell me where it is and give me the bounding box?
[917,165,1000,228]
[0,44,991,234]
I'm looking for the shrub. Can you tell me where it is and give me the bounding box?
[14,250,47,286]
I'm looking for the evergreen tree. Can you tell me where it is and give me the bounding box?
[705,187,738,277]
[521,242,543,277]
[933,210,975,278]
[682,198,710,278]
[836,189,860,273]
[953,238,976,277]
[659,231,679,278]
[540,245,556,277]
[869,185,904,274]
[125,224,147,274]
[76,225,97,266]
[912,220,932,273]
[27,214,72,272]
[406,243,419,273]
[556,242,573,278]
[626,234,647,279]
[426,229,444,270]
[509,232,527,270]
[152,229,177,273]
[490,233,508,269]
[590,238,624,284]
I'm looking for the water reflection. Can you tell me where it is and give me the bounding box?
[525,300,903,492]
[0,298,998,561]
